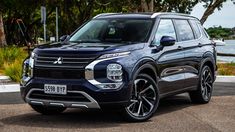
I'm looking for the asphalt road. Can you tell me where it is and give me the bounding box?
[0,82,234,132]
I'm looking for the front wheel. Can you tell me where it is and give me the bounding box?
[122,74,159,122]
[189,65,214,104]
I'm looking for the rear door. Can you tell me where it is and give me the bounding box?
[173,19,200,89]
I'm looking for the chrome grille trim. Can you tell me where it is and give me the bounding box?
[34,54,98,68]
[37,56,95,60]
[34,64,84,69]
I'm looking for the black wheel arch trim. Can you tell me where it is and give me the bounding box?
[130,57,158,82]
[200,52,216,81]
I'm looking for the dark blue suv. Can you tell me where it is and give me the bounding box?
[21,13,217,121]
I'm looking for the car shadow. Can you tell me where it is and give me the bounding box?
[0,93,197,129]
[156,93,192,116]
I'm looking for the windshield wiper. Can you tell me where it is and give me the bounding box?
[69,39,101,43]
[122,41,140,44]
[102,39,140,44]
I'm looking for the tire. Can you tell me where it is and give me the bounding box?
[189,65,214,104]
[122,74,160,122]
[30,105,66,115]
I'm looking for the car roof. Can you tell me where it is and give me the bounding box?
[93,12,199,21]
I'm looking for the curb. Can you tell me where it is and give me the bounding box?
[0,76,11,83]
[0,84,20,93]
[216,76,235,83]
[0,76,10,80]
[0,76,19,93]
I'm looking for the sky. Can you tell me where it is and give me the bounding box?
[191,1,235,28]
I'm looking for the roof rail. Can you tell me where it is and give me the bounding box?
[151,12,192,18]
[93,13,120,19]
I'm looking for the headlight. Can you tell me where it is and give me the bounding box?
[22,52,35,80]
[107,64,123,82]
[29,52,35,68]
[85,52,129,90]
[22,60,29,77]
[99,52,130,59]
[28,52,35,78]
[21,59,31,85]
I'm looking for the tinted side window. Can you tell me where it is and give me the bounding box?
[174,20,194,41]
[190,20,201,39]
[153,19,176,45]
[198,23,210,38]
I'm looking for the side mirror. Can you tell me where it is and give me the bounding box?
[59,35,70,42]
[160,36,176,46]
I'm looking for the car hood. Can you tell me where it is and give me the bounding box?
[33,42,145,55]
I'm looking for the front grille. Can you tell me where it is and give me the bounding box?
[35,54,98,69]
[33,54,98,79]
[34,67,84,79]
[29,90,91,102]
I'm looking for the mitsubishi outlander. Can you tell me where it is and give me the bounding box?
[21,13,217,121]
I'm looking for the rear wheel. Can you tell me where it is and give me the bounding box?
[30,105,66,115]
[189,65,213,104]
[122,74,159,122]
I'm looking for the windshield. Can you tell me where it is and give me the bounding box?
[69,19,153,44]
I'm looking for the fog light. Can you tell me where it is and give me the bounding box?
[96,83,123,89]
[107,64,123,82]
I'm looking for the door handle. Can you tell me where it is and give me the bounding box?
[198,43,202,47]
[177,46,183,50]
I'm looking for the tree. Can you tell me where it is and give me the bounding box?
[0,7,7,47]
[200,0,235,24]
[207,26,233,38]
[2,0,232,46]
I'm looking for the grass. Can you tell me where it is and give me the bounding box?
[217,62,235,75]
[0,46,28,82]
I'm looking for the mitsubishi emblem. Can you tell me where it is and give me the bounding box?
[53,57,63,64]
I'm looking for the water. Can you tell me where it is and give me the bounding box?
[216,40,235,62]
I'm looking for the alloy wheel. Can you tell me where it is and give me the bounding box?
[126,78,157,118]
[201,67,213,101]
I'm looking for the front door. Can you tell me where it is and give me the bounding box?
[151,19,185,95]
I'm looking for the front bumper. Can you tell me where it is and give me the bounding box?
[21,78,132,109]
[25,88,101,108]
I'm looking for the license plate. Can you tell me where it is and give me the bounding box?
[44,84,67,95]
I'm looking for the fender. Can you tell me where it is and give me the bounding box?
[130,57,158,82]
[201,51,216,70]
[199,52,216,81]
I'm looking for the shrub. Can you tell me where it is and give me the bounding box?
[0,46,27,68]
[3,60,23,82]
[0,46,28,82]
[217,62,235,75]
